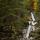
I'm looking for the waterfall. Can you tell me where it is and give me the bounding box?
[22,12,37,40]
[25,21,32,39]
[31,12,35,21]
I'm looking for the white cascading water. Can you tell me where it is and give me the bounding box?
[22,12,37,40]
[25,21,32,39]
[31,12,35,21]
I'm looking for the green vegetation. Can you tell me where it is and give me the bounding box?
[0,0,40,40]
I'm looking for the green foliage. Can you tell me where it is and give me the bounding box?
[0,0,40,40]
